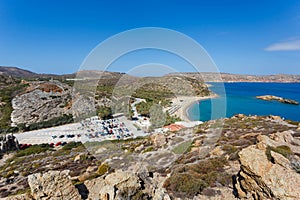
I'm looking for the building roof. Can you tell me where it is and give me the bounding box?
[163,124,185,132]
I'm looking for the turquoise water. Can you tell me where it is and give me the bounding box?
[188,83,300,122]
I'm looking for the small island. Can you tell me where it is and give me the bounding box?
[256,95,299,105]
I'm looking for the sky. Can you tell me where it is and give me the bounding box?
[0,0,300,75]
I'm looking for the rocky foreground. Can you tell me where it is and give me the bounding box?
[1,115,300,199]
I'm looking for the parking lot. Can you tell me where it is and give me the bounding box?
[15,116,147,145]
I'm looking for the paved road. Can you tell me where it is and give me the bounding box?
[15,123,83,144]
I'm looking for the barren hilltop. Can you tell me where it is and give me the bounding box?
[176,72,300,83]
[1,66,300,82]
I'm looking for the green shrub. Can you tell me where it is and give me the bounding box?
[0,81,28,129]
[3,170,15,178]
[266,145,293,161]
[163,173,207,198]
[62,142,83,151]
[164,157,229,198]
[222,144,238,154]
[164,113,181,126]
[142,146,154,153]
[97,163,110,176]
[16,144,51,157]
[172,140,193,154]
[96,106,113,120]
[20,114,74,131]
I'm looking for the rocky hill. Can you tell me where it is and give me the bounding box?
[0,67,37,78]
[10,80,73,126]
[1,115,300,199]
[2,70,210,129]
[0,66,75,79]
[177,72,300,83]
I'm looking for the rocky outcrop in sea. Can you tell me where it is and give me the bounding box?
[256,95,299,105]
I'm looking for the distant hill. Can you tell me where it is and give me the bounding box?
[1,66,300,82]
[0,66,75,79]
[171,72,300,83]
[0,66,37,78]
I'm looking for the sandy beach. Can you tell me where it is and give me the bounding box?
[171,94,218,122]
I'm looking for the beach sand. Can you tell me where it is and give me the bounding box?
[171,95,218,122]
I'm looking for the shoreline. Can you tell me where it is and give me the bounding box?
[171,94,218,122]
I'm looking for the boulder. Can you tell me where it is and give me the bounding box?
[86,166,98,173]
[150,133,167,147]
[85,170,141,200]
[234,132,300,200]
[210,146,225,157]
[27,170,81,200]
[84,176,114,200]
[257,131,300,154]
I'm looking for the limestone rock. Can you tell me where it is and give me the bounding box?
[27,170,81,200]
[11,81,72,126]
[210,146,225,157]
[85,170,141,200]
[1,194,33,200]
[150,133,167,147]
[256,95,299,105]
[196,187,236,200]
[134,144,144,152]
[74,154,82,162]
[234,132,300,200]
[86,165,98,173]
[257,131,300,154]
[84,176,114,200]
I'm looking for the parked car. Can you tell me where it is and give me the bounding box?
[55,142,62,146]
[19,144,28,149]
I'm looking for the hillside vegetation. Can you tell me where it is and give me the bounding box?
[0,76,28,132]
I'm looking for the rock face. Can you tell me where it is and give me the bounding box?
[85,170,141,200]
[234,131,300,199]
[5,168,170,200]
[256,95,299,105]
[2,194,33,200]
[27,170,81,200]
[11,81,72,126]
[84,168,170,200]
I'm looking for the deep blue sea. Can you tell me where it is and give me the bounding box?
[188,83,300,122]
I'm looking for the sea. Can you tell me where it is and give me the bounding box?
[188,83,300,122]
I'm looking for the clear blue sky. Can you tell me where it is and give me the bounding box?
[0,0,300,75]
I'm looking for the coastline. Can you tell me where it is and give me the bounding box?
[171,94,218,122]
